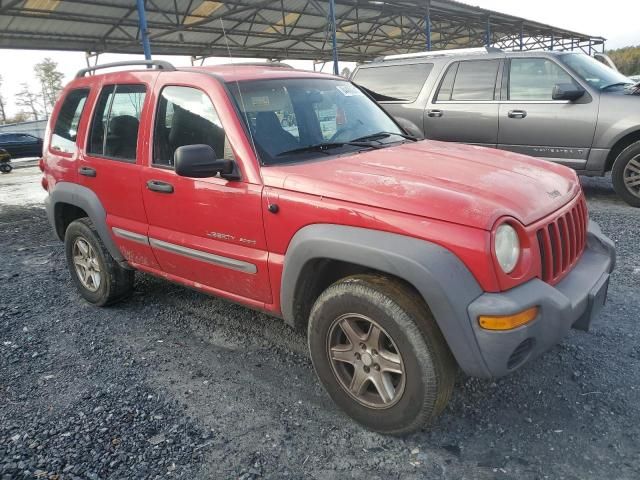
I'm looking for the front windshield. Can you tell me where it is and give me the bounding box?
[227,78,404,165]
[560,53,633,89]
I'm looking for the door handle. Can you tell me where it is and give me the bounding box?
[508,110,527,119]
[78,166,96,177]
[427,109,443,118]
[146,179,174,194]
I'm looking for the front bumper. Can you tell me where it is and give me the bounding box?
[465,220,615,378]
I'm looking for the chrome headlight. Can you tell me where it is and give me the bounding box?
[495,223,520,274]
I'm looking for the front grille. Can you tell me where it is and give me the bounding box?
[536,195,588,284]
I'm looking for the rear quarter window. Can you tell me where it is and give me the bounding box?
[51,88,90,154]
[353,63,433,102]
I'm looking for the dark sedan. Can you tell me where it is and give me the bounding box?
[0,132,43,159]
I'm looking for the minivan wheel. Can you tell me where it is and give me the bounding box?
[611,141,640,207]
[64,218,134,306]
[308,274,456,435]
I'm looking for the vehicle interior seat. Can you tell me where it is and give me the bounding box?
[166,105,226,165]
[106,115,139,159]
[254,111,299,157]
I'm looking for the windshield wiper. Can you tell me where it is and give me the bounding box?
[352,131,418,142]
[276,141,381,157]
[601,82,633,90]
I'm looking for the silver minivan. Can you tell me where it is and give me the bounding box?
[352,49,640,206]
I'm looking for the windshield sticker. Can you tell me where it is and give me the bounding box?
[336,85,364,97]
[251,96,270,107]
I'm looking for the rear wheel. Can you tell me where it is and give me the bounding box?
[0,163,11,174]
[64,218,134,306]
[308,274,456,435]
[611,141,640,207]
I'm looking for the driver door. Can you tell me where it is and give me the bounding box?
[140,77,272,305]
[498,57,598,169]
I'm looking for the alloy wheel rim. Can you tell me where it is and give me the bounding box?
[326,313,406,409]
[72,237,101,292]
[623,155,640,198]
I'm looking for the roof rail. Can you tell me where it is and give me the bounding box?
[375,47,503,62]
[76,60,176,78]
[219,61,294,68]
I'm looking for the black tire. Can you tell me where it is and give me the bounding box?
[308,274,457,435]
[0,163,11,174]
[64,218,134,306]
[611,141,640,207]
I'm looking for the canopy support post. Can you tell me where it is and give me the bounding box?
[425,1,432,51]
[136,0,152,60]
[485,16,491,47]
[329,0,339,75]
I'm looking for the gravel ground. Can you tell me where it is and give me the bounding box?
[1,168,639,480]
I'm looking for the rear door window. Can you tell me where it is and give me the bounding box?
[51,88,90,153]
[87,84,146,161]
[434,62,459,101]
[436,60,500,101]
[353,63,433,102]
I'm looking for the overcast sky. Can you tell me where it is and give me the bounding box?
[0,0,638,118]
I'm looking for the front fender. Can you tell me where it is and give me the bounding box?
[281,224,491,377]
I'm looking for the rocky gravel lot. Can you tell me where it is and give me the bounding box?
[1,168,639,480]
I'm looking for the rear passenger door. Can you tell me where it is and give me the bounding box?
[79,77,161,270]
[351,62,434,138]
[424,59,501,147]
[497,57,598,169]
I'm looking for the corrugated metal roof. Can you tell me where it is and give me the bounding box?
[0,0,605,61]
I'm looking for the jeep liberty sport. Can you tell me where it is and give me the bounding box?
[352,49,640,207]
[42,61,616,434]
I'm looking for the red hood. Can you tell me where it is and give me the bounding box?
[262,140,580,230]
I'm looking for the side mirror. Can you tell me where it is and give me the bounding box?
[174,144,239,180]
[552,83,586,101]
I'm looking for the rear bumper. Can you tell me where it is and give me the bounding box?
[464,221,615,378]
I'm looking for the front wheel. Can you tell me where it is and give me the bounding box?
[0,163,12,174]
[308,274,456,435]
[611,141,640,207]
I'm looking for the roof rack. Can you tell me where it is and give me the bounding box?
[375,47,503,62]
[76,60,176,78]
[220,61,293,68]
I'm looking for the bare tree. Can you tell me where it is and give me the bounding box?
[6,112,30,124]
[35,57,64,116]
[15,83,42,121]
[0,74,6,124]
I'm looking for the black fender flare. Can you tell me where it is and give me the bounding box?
[45,182,125,263]
[281,224,491,377]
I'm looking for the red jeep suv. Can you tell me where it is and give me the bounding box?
[42,60,615,434]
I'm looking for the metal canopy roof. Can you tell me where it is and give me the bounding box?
[0,0,605,62]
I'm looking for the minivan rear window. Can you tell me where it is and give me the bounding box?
[353,63,433,102]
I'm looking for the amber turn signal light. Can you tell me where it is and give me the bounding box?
[478,307,539,331]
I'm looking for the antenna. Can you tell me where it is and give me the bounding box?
[219,17,261,173]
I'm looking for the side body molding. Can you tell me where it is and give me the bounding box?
[45,182,125,264]
[280,224,491,377]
